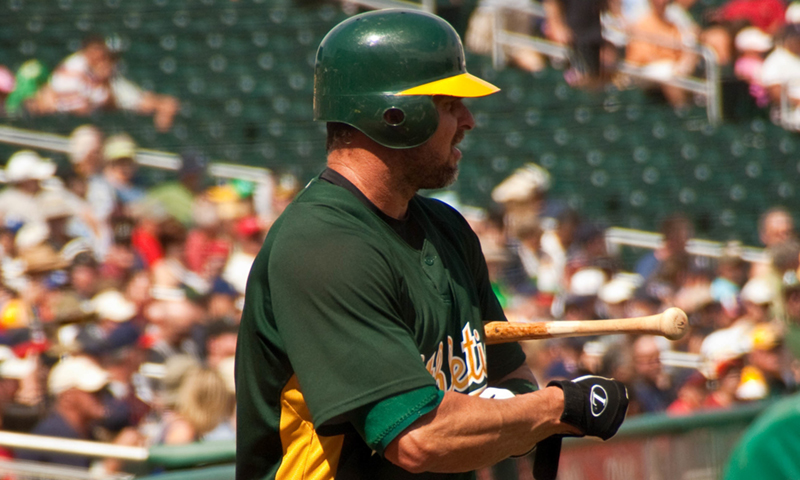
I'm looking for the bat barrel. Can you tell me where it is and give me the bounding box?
[483,308,689,344]
[659,307,689,340]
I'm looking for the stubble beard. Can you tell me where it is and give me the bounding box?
[404,130,465,191]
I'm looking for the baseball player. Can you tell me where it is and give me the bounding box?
[235,9,628,480]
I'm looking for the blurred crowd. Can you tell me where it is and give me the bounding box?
[465,0,800,120]
[0,125,298,472]
[472,162,800,418]
[1,129,799,473]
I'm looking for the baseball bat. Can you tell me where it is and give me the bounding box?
[483,307,688,345]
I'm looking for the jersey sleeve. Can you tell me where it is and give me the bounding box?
[347,385,443,455]
[269,213,437,433]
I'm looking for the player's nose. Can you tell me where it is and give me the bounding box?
[456,100,475,131]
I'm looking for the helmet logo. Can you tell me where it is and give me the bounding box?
[590,385,608,417]
[383,107,406,126]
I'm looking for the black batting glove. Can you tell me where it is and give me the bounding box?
[547,375,629,441]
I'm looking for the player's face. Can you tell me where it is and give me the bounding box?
[404,95,475,190]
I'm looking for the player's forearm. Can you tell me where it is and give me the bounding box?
[385,386,575,473]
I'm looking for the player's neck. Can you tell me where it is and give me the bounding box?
[328,145,416,220]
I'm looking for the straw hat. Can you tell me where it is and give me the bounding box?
[19,243,71,274]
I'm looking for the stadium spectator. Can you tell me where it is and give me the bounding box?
[540,207,580,297]
[15,356,109,467]
[636,213,696,297]
[711,253,748,317]
[742,323,796,399]
[491,163,551,237]
[624,0,699,108]
[464,0,546,72]
[158,365,232,444]
[221,216,265,295]
[203,319,238,370]
[784,272,800,359]
[66,252,101,301]
[734,27,773,107]
[704,357,745,409]
[761,26,800,119]
[630,335,676,413]
[544,0,613,85]
[69,125,104,180]
[150,219,205,294]
[3,60,49,117]
[739,277,776,324]
[0,65,14,117]
[666,371,708,415]
[0,346,38,433]
[101,133,145,211]
[143,296,202,365]
[27,36,179,132]
[758,207,796,248]
[145,151,209,227]
[0,150,56,225]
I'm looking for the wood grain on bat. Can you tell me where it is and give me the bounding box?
[483,307,688,345]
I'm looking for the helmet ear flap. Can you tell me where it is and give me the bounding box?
[368,95,439,149]
[330,94,438,149]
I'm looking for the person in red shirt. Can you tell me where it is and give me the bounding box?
[667,372,708,415]
[704,357,745,409]
[709,0,786,35]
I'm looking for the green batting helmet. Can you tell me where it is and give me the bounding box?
[313,9,499,149]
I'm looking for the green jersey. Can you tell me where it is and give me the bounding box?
[235,170,526,480]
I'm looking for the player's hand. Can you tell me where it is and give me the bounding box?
[547,375,628,440]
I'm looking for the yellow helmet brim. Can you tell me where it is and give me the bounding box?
[396,72,500,97]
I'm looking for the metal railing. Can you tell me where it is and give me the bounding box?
[780,79,800,131]
[491,1,571,68]
[339,0,435,12]
[615,32,722,125]
[0,460,134,480]
[604,227,768,263]
[0,125,275,219]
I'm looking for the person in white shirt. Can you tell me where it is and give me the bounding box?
[29,36,179,132]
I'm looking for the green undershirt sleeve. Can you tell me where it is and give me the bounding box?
[349,385,444,455]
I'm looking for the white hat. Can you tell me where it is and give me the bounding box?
[570,268,607,297]
[91,290,136,322]
[0,346,37,380]
[3,150,56,183]
[598,275,640,304]
[48,356,109,395]
[734,27,773,52]
[740,277,774,305]
[787,2,800,23]
[491,163,551,204]
[700,328,752,378]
